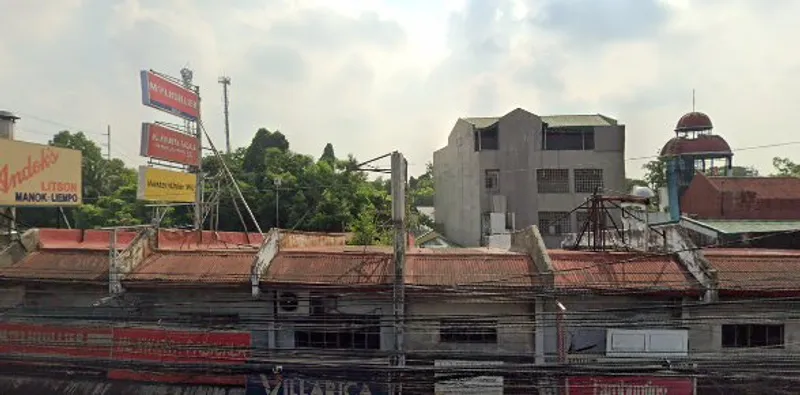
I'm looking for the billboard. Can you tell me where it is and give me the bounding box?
[140,70,200,121]
[136,166,197,203]
[108,327,251,386]
[0,139,82,207]
[140,123,200,167]
[567,376,694,395]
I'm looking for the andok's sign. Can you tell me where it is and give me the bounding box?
[567,376,694,395]
[140,70,200,121]
[0,139,82,207]
[140,123,200,166]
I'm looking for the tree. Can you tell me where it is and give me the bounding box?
[242,128,289,174]
[642,157,667,192]
[773,157,800,177]
[409,162,434,207]
[320,143,336,164]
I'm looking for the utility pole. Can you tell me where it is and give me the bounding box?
[181,67,204,230]
[218,76,232,154]
[390,151,407,395]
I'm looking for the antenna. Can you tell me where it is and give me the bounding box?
[218,76,232,154]
[692,89,696,111]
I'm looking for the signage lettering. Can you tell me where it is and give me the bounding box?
[148,80,198,111]
[140,123,200,166]
[249,375,383,395]
[0,148,60,193]
[140,70,201,121]
[567,377,693,395]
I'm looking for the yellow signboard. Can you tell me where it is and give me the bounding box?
[136,166,197,203]
[0,139,82,207]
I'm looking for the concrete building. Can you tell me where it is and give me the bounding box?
[433,108,626,249]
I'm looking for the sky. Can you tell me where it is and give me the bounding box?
[2,0,800,179]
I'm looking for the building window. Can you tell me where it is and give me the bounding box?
[538,211,571,235]
[536,169,570,193]
[440,319,497,344]
[575,209,609,231]
[295,315,381,350]
[474,124,499,151]
[722,324,784,348]
[485,169,499,191]
[574,168,604,193]
[542,127,595,151]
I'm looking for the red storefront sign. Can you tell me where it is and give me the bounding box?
[140,70,200,121]
[0,323,111,359]
[0,323,250,385]
[140,123,200,166]
[567,376,694,395]
[107,327,251,386]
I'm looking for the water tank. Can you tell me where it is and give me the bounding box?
[0,110,19,140]
[631,185,655,199]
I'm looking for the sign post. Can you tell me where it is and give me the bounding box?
[138,69,203,229]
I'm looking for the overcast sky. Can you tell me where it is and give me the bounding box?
[2,0,799,178]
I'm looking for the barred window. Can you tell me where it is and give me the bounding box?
[536,169,570,193]
[485,169,499,191]
[538,211,571,235]
[440,319,497,344]
[574,168,604,193]
[576,209,609,230]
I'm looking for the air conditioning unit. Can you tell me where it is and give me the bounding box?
[309,293,339,316]
[276,291,310,316]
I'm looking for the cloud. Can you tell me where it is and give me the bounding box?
[1,0,800,180]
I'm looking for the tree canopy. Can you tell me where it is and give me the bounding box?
[15,129,433,245]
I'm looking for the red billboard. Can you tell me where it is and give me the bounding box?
[140,70,200,121]
[0,323,250,386]
[108,327,251,386]
[567,376,694,395]
[0,323,111,359]
[140,123,201,166]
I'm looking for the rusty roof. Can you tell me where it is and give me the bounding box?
[548,250,698,293]
[0,251,109,282]
[157,229,263,251]
[706,176,800,200]
[405,249,535,287]
[125,251,256,285]
[37,229,138,251]
[263,248,392,286]
[703,248,800,292]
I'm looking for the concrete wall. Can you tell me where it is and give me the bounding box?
[434,109,626,248]
[434,119,482,246]
[406,297,534,356]
[687,298,800,356]
[267,290,394,351]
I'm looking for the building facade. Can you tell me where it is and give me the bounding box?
[433,108,626,249]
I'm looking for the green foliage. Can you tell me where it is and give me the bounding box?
[16,130,434,246]
[773,157,800,177]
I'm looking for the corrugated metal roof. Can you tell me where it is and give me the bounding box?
[541,114,617,127]
[405,250,534,287]
[707,176,800,199]
[264,249,393,286]
[279,231,350,248]
[125,252,256,284]
[703,249,800,292]
[157,230,263,251]
[38,229,138,251]
[693,219,800,234]
[549,250,697,292]
[0,250,109,281]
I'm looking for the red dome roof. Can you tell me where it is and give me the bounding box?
[660,134,732,157]
[675,111,713,132]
